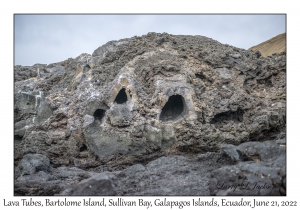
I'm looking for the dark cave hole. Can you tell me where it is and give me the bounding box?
[257,78,273,87]
[210,108,244,125]
[80,144,87,152]
[114,88,128,104]
[249,127,283,142]
[14,135,23,144]
[195,73,206,80]
[222,82,230,88]
[93,109,106,121]
[159,95,186,122]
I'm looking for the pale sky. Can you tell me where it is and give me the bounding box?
[14,14,286,66]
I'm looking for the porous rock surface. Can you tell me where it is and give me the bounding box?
[14,32,286,195]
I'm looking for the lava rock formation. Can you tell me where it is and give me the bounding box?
[14,32,286,196]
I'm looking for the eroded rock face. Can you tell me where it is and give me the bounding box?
[14,32,286,195]
[14,91,52,139]
[111,137,286,196]
[14,134,285,196]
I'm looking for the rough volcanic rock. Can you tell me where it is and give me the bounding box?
[14,91,52,137]
[20,154,51,176]
[207,136,286,196]
[14,32,286,195]
[14,134,285,196]
[59,173,116,196]
[15,164,99,196]
[110,134,286,196]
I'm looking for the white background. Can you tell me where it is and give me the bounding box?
[1,0,298,209]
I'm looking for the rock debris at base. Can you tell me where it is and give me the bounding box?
[14,32,286,196]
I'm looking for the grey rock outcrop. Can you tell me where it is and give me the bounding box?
[14,32,286,196]
[14,135,285,196]
[60,173,116,196]
[20,154,51,175]
[14,91,52,153]
[207,136,286,196]
[15,163,99,196]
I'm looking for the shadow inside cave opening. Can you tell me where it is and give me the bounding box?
[93,109,106,121]
[114,88,128,104]
[159,94,187,123]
